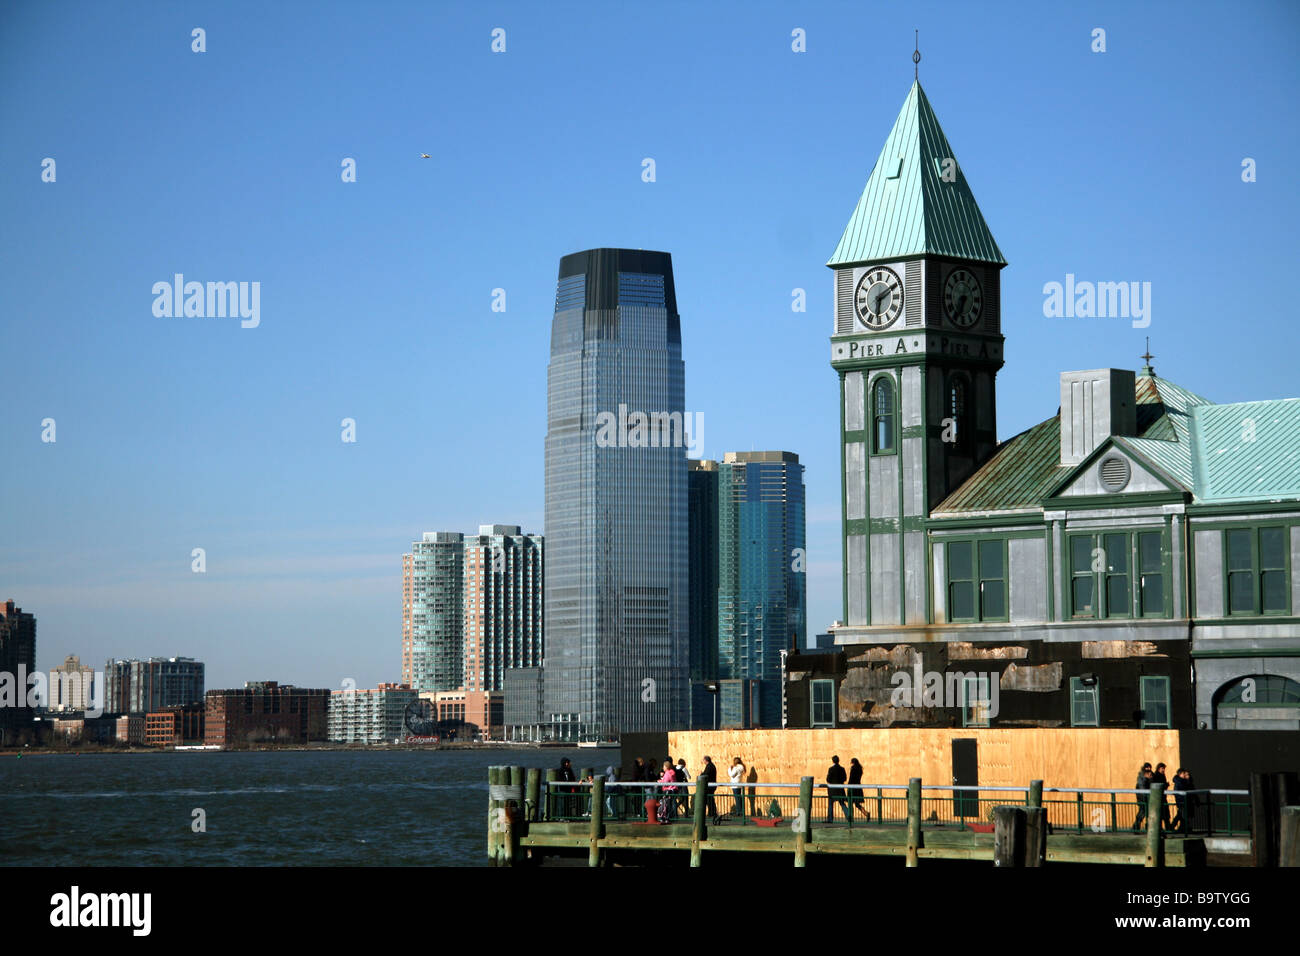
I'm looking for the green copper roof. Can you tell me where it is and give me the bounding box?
[827,81,1006,269]
[1190,399,1300,503]
[933,372,1217,515]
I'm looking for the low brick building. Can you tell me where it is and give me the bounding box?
[204,681,328,747]
[144,703,205,746]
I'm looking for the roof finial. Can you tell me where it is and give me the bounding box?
[913,30,921,81]
[1140,337,1155,376]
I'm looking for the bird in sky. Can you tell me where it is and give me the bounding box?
[419,153,431,159]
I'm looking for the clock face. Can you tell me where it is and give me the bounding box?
[854,266,904,330]
[943,268,983,328]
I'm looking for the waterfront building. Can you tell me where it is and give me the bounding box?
[48,654,95,711]
[103,657,204,715]
[402,526,543,696]
[540,248,690,740]
[204,681,329,747]
[402,532,465,693]
[115,714,144,745]
[716,451,806,728]
[0,599,36,743]
[143,703,205,746]
[423,688,503,740]
[787,78,1300,732]
[327,682,417,744]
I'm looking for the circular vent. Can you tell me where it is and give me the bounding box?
[1098,454,1131,492]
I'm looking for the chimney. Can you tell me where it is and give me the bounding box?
[1059,369,1136,466]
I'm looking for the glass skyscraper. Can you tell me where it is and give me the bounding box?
[543,248,689,739]
[717,451,806,727]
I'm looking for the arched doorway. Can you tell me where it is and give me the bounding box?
[1212,675,1300,730]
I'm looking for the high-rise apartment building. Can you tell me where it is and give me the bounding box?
[0,599,36,742]
[402,526,543,695]
[49,654,95,711]
[542,248,689,739]
[103,657,204,715]
[402,532,465,692]
[327,683,417,744]
[463,525,543,693]
[716,451,806,727]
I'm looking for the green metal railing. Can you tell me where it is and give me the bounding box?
[540,780,1250,836]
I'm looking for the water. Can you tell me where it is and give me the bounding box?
[0,748,607,866]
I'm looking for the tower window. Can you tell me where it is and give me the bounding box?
[872,377,896,455]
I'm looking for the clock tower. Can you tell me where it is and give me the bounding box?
[829,80,1006,628]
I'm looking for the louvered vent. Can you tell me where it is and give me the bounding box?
[836,269,854,333]
[984,270,999,333]
[905,259,922,327]
[1099,454,1131,492]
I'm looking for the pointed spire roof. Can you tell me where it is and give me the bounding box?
[827,81,1006,268]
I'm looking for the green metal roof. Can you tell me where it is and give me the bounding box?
[827,81,1006,269]
[932,372,1220,515]
[1190,399,1300,503]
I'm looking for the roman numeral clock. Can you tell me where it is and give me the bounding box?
[827,79,1007,629]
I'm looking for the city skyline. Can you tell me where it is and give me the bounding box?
[4,3,1298,691]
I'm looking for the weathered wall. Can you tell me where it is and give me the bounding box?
[667,728,1181,790]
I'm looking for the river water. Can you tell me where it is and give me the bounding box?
[0,748,607,866]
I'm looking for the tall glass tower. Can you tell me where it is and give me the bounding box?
[717,451,806,726]
[543,248,689,739]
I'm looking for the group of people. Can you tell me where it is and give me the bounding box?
[557,755,756,824]
[1133,761,1199,834]
[823,755,867,822]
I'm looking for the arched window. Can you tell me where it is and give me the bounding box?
[948,375,970,453]
[872,377,895,455]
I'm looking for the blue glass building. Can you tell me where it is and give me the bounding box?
[542,248,689,739]
[716,451,806,727]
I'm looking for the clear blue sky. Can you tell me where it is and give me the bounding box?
[3,1,1297,691]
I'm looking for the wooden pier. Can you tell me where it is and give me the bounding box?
[483,767,1290,868]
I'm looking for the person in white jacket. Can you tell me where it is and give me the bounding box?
[728,757,746,819]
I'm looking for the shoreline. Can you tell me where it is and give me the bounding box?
[1,741,588,757]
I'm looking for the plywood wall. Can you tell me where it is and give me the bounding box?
[666,728,1182,790]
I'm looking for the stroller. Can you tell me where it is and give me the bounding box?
[657,786,677,823]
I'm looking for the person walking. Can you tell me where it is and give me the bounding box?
[825,755,848,823]
[699,756,719,824]
[848,757,866,822]
[557,757,577,818]
[728,757,746,820]
[1170,768,1198,835]
[1152,763,1171,832]
[1132,765,1153,832]
[659,760,679,821]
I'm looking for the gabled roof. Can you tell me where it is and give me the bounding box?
[932,372,1224,516]
[827,81,1006,269]
[1191,399,1300,503]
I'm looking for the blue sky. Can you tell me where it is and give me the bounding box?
[3,0,1297,691]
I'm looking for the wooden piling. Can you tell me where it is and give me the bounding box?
[588,775,605,868]
[1144,782,1164,867]
[525,768,541,822]
[905,777,921,867]
[544,768,558,822]
[1280,806,1300,868]
[993,806,1025,867]
[1024,806,1047,866]
[1028,780,1043,808]
[794,776,813,867]
[690,775,708,867]
[487,765,502,864]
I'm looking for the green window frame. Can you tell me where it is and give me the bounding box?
[1225,526,1290,616]
[1140,675,1170,728]
[871,377,896,455]
[961,674,992,728]
[1068,530,1169,619]
[811,679,835,727]
[1069,677,1100,727]
[945,537,1009,623]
